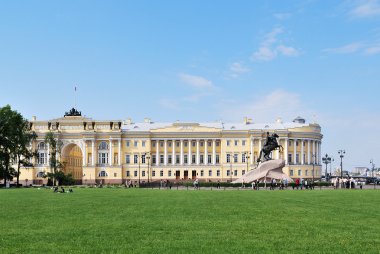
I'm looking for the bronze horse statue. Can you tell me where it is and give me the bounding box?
[257,133,283,163]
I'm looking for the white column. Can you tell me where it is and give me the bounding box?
[259,139,262,153]
[47,143,50,166]
[164,140,167,166]
[312,140,316,164]
[109,140,113,166]
[293,139,297,165]
[308,140,311,164]
[284,138,288,164]
[275,138,280,159]
[196,139,200,165]
[92,140,95,166]
[212,139,216,165]
[118,139,121,166]
[180,140,184,165]
[318,141,321,165]
[156,140,159,166]
[82,142,86,166]
[250,138,254,164]
[204,139,208,165]
[301,139,304,165]
[172,140,175,165]
[188,140,191,165]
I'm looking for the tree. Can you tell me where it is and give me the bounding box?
[0,105,26,186]
[44,131,63,186]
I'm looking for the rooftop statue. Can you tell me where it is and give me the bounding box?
[64,108,82,117]
[257,132,283,163]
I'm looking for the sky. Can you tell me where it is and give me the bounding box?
[0,0,380,171]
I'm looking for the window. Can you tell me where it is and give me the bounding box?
[216,141,220,147]
[152,141,156,147]
[242,140,246,146]
[37,142,46,150]
[168,155,172,164]
[289,140,292,146]
[160,155,164,164]
[98,153,108,165]
[200,155,204,164]
[126,141,130,147]
[234,154,238,163]
[201,170,204,177]
[234,170,238,176]
[192,155,196,164]
[134,155,138,164]
[296,154,299,164]
[114,154,118,165]
[168,141,172,147]
[216,155,220,164]
[142,141,146,147]
[298,169,302,176]
[208,155,212,164]
[234,140,238,146]
[88,154,92,165]
[152,155,156,164]
[141,154,146,164]
[98,141,109,150]
[192,141,196,147]
[176,141,180,147]
[126,171,130,177]
[227,154,231,163]
[227,170,231,176]
[242,154,246,163]
[134,171,138,177]
[134,141,138,147]
[160,170,163,177]
[184,155,188,164]
[176,155,180,164]
[209,170,212,177]
[114,173,117,177]
[38,152,46,165]
[168,170,172,177]
[242,170,245,175]
[200,142,204,147]
[152,171,156,177]
[296,141,299,147]
[227,140,231,146]
[208,141,212,147]
[184,141,188,147]
[305,170,308,176]
[142,171,145,177]
[288,154,292,163]
[290,170,294,176]
[160,141,164,147]
[99,171,107,177]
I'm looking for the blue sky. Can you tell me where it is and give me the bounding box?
[1,0,380,171]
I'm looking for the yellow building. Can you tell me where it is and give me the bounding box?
[17,112,323,185]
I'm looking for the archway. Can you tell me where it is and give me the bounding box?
[61,143,83,185]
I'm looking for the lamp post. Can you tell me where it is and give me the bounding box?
[322,154,332,182]
[245,152,251,174]
[370,159,375,189]
[338,150,345,189]
[146,153,151,184]
[138,153,141,185]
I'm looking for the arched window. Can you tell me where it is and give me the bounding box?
[99,170,108,177]
[38,142,46,150]
[36,172,45,178]
[98,141,109,150]
[37,142,47,165]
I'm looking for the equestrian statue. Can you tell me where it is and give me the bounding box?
[257,132,283,163]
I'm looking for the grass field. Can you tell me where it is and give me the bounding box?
[0,188,379,254]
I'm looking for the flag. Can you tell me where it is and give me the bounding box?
[75,86,77,92]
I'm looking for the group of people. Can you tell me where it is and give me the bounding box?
[293,178,314,190]
[53,186,73,193]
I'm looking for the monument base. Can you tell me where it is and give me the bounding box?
[232,159,292,183]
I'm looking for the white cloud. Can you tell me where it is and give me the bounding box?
[364,45,380,54]
[350,0,380,18]
[178,73,215,89]
[323,43,363,54]
[277,45,300,57]
[274,12,292,20]
[230,62,250,74]
[251,27,300,61]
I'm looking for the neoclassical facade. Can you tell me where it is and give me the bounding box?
[17,112,323,185]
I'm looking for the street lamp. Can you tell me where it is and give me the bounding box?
[245,152,251,174]
[338,150,345,189]
[322,154,332,182]
[146,153,151,184]
[370,159,375,189]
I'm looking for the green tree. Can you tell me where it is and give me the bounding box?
[44,131,63,186]
[0,105,31,187]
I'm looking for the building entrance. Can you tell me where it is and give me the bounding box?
[184,170,188,180]
[61,144,83,185]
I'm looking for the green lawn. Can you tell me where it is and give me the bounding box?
[0,188,379,254]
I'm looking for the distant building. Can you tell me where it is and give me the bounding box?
[15,111,323,185]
